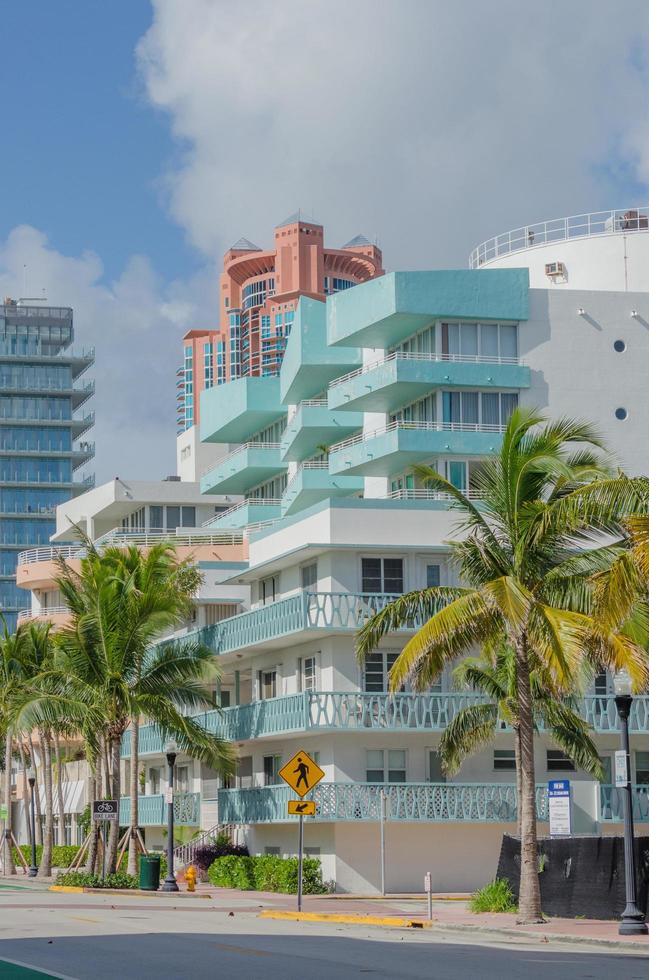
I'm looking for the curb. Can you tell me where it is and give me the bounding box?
[259,910,432,929]
[48,886,212,898]
[430,920,649,952]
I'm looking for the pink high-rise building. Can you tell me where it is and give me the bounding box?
[177,213,384,432]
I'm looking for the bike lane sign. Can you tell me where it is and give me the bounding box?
[279,750,325,799]
[92,800,119,822]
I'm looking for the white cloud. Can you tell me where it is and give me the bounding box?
[0,225,219,482]
[138,0,649,267]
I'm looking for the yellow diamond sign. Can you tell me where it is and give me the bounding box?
[278,749,325,798]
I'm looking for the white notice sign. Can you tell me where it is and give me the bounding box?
[614,750,628,788]
[547,780,571,837]
[165,787,173,804]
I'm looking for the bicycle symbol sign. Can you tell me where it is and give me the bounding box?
[92,799,118,822]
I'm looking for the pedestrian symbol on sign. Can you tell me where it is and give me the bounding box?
[278,749,325,799]
[294,757,310,791]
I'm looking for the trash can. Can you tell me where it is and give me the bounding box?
[139,854,161,891]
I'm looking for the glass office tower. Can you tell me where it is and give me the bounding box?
[0,300,95,630]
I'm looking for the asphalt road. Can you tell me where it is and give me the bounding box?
[0,890,646,980]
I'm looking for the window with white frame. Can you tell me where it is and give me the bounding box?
[149,767,161,794]
[260,575,278,605]
[259,669,278,700]
[636,752,649,785]
[366,749,407,783]
[237,756,252,789]
[361,557,403,594]
[390,393,435,426]
[299,656,316,692]
[442,390,518,428]
[175,765,190,794]
[364,650,401,692]
[440,322,518,361]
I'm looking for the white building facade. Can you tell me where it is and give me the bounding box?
[17,207,649,889]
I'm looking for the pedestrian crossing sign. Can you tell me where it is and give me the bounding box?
[279,749,325,798]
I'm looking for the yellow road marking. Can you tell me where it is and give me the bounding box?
[259,910,433,928]
[69,915,100,923]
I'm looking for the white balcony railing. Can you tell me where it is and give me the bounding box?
[469,206,649,268]
[329,351,522,391]
[201,442,282,478]
[329,419,506,455]
[385,488,485,501]
[17,606,69,623]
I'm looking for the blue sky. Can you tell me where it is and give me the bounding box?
[0,0,195,283]
[0,0,648,482]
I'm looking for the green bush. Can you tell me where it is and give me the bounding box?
[207,854,327,894]
[469,878,517,914]
[14,845,80,869]
[55,870,138,890]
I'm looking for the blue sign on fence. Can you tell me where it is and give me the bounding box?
[548,780,571,837]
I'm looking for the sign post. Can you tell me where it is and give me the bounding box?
[615,749,628,788]
[92,800,118,882]
[380,790,387,896]
[424,871,433,921]
[279,749,325,912]
[547,780,571,838]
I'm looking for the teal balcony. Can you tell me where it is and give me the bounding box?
[599,785,649,822]
[118,793,200,827]
[167,590,427,658]
[200,376,285,445]
[328,421,504,477]
[218,782,549,825]
[327,270,529,349]
[280,462,363,516]
[280,297,362,404]
[201,443,285,495]
[328,353,529,414]
[280,400,364,461]
[210,498,282,529]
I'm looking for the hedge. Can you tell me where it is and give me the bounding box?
[13,845,80,868]
[55,871,138,890]
[207,855,327,894]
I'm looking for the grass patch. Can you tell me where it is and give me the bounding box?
[469,878,517,914]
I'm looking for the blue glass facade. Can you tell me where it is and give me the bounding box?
[0,302,95,630]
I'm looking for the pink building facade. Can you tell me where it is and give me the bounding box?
[177,213,384,432]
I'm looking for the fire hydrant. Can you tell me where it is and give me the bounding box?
[185,864,197,892]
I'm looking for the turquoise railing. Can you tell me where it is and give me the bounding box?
[121,692,649,758]
[217,782,549,824]
[118,792,200,827]
[164,590,429,658]
[599,785,649,822]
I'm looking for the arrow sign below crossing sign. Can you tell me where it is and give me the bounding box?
[288,800,316,816]
[279,749,325,799]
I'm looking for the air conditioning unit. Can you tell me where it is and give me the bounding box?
[545,261,566,278]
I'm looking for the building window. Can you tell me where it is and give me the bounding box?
[426,564,441,588]
[260,575,278,605]
[613,339,626,353]
[265,846,281,856]
[493,749,516,771]
[237,756,253,789]
[440,321,518,361]
[259,669,277,700]
[364,650,403,693]
[366,749,406,783]
[304,847,321,857]
[442,390,518,428]
[635,752,649,785]
[361,557,403,594]
[175,765,190,794]
[300,563,317,590]
[299,656,316,692]
[615,407,628,421]
[149,767,161,794]
[263,755,282,786]
[181,506,196,527]
[546,750,575,772]
[149,505,163,531]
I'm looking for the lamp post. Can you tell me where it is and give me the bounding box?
[161,739,179,892]
[27,768,38,877]
[613,670,648,935]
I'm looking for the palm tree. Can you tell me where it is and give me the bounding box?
[439,646,604,837]
[356,408,649,923]
[51,540,234,874]
[0,618,31,876]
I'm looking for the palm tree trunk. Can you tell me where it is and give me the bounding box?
[18,739,31,848]
[85,764,98,875]
[3,730,16,875]
[513,723,522,841]
[127,720,139,876]
[515,640,543,923]
[105,736,121,874]
[38,730,53,877]
[54,733,66,846]
[28,733,42,845]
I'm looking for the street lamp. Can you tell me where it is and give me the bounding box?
[27,768,38,878]
[613,670,648,935]
[161,739,179,892]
